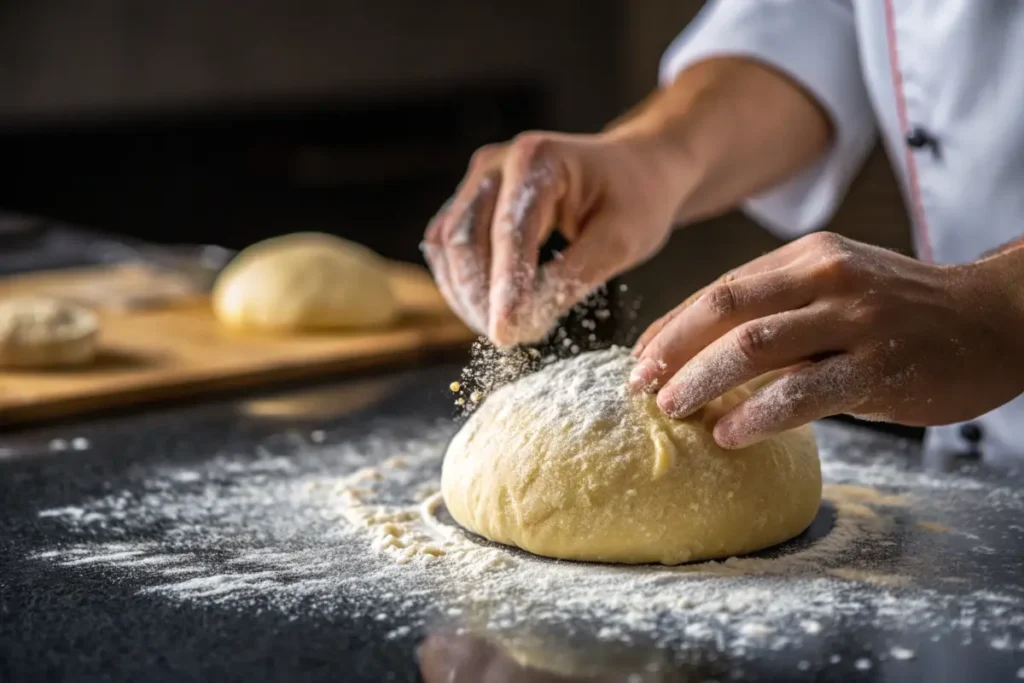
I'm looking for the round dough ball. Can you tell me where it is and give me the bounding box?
[441,347,821,565]
[0,297,100,369]
[212,233,399,332]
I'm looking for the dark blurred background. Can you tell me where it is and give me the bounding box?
[0,0,912,331]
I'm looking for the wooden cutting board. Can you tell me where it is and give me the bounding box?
[0,261,475,426]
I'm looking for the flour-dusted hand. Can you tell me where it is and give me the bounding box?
[629,232,1024,449]
[422,58,835,347]
[421,130,680,346]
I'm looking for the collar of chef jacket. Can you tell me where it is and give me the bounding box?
[660,0,1024,463]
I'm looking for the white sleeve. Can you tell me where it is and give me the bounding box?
[660,0,877,238]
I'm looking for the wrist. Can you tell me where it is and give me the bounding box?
[976,246,1024,324]
[960,249,1024,376]
[600,95,708,226]
[599,57,832,228]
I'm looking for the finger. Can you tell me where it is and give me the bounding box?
[488,143,565,345]
[423,194,453,246]
[423,143,504,334]
[423,242,479,333]
[712,353,869,449]
[631,243,801,357]
[511,212,641,345]
[421,197,477,329]
[441,170,500,333]
[629,266,815,392]
[631,289,701,358]
[656,304,846,418]
[632,276,728,357]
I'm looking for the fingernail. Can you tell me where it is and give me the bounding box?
[488,318,512,347]
[657,381,698,418]
[714,419,755,450]
[488,309,527,348]
[655,387,679,416]
[628,358,662,393]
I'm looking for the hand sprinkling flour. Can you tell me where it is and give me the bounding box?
[421,130,684,346]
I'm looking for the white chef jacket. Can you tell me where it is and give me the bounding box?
[661,0,1024,464]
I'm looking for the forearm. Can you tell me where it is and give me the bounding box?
[984,234,1024,257]
[975,238,1024,343]
[604,57,834,225]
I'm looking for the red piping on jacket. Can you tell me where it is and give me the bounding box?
[883,0,935,263]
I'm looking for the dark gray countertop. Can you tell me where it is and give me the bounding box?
[2,361,1024,683]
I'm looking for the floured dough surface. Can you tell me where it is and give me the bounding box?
[441,347,821,565]
[212,232,398,332]
[0,297,99,369]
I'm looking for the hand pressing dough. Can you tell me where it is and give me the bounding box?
[212,233,398,332]
[441,347,821,565]
[0,297,99,369]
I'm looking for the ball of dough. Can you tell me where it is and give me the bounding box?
[212,233,399,332]
[0,297,100,369]
[441,347,821,565]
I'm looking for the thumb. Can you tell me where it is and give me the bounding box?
[493,212,639,346]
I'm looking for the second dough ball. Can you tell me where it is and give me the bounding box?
[0,297,99,369]
[212,233,399,332]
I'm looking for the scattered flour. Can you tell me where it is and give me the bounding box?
[448,286,633,414]
[889,645,916,660]
[27,418,1024,677]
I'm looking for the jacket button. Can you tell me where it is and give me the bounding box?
[906,127,940,157]
[959,422,983,445]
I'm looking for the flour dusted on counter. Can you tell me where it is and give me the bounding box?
[29,420,1024,669]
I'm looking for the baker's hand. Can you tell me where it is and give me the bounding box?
[421,130,682,346]
[423,57,838,346]
[629,232,1024,449]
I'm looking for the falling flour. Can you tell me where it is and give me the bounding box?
[448,286,627,415]
[28,419,1024,676]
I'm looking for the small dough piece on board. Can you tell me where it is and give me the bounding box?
[0,297,100,369]
[212,232,399,332]
[442,347,822,565]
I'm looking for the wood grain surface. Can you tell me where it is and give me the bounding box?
[0,261,473,426]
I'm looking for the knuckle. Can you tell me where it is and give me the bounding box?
[437,206,462,243]
[424,216,445,244]
[804,230,846,252]
[441,198,483,247]
[425,194,456,239]
[511,131,555,164]
[734,323,773,362]
[468,143,502,172]
[810,244,859,286]
[704,283,741,320]
[803,232,859,283]
[822,253,858,284]
[719,268,741,284]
